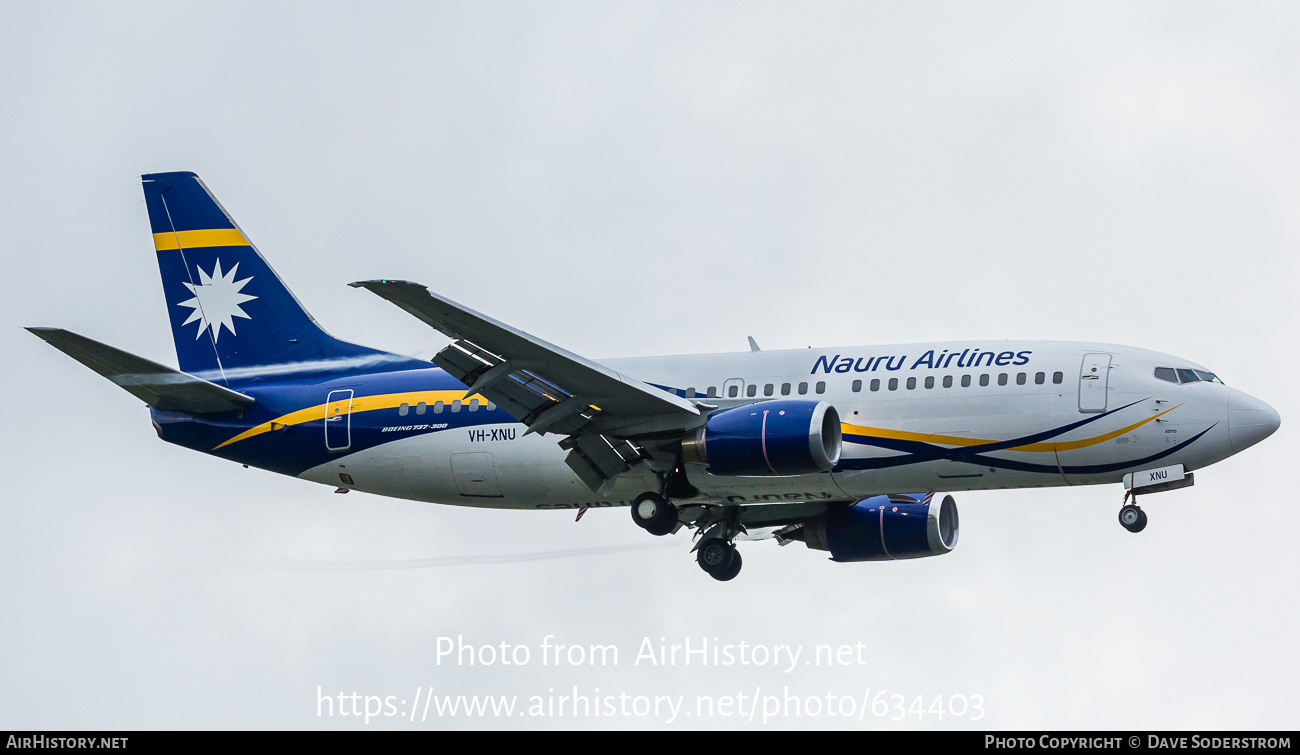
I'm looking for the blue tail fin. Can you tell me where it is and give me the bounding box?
[143,172,421,385]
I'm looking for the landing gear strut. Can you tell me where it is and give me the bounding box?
[1118,492,1148,533]
[630,491,678,536]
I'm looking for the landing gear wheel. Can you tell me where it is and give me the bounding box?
[631,492,677,536]
[713,550,742,582]
[1118,504,1147,533]
[696,538,737,577]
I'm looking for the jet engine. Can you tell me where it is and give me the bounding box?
[799,494,959,561]
[681,400,841,476]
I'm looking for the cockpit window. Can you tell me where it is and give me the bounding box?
[1157,367,1225,385]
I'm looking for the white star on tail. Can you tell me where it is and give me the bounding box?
[177,259,257,342]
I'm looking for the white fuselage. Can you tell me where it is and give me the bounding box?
[301,340,1272,510]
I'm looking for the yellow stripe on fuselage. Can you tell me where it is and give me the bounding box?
[213,389,489,450]
[1009,404,1182,451]
[840,426,992,448]
[840,403,1182,454]
[217,392,1182,456]
[153,228,249,251]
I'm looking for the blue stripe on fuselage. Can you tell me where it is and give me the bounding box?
[150,366,514,476]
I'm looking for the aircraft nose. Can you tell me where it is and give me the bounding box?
[1228,390,1281,453]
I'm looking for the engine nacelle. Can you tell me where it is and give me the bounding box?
[681,400,842,476]
[802,493,959,561]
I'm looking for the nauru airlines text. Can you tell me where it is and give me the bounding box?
[813,348,1033,373]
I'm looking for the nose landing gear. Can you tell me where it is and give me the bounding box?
[1118,492,1148,533]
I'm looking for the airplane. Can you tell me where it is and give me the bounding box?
[27,171,1282,581]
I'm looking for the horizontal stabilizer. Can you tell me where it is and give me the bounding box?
[26,327,255,414]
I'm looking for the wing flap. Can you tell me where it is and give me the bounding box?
[27,327,255,414]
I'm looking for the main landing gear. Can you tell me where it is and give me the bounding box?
[688,502,745,581]
[696,538,742,582]
[1118,491,1148,533]
[630,484,745,581]
[630,491,678,536]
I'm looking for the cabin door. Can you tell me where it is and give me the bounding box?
[1078,354,1111,413]
[325,389,354,451]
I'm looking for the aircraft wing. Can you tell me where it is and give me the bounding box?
[27,327,255,414]
[349,279,703,490]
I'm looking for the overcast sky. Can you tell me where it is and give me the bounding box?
[2,1,1297,730]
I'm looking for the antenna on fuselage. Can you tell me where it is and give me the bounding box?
[748,336,761,352]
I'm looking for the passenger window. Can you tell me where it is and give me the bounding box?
[943,375,953,388]
[906,377,917,390]
[925,376,935,389]
[434,401,444,414]
[416,401,427,415]
[451,400,461,413]
[468,399,479,412]
[852,379,862,392]
[798,382,808,395]
[998,373,1008,386]
[781,383,791,396]
[961,375,971,388]
[1035,372,1045,385]
[728,385,739,398]
[870,379,880,392]
[1016,373,1026,385]
[888,378,898,391]
[487,402,496,411]
[707,386,718,398]
[1052,371,1064,384]
[747,384,757,397]
[979,374,990,387]
[1154,367,1177,383]
[763,383,774,397]
[685,388,696,398]
[815,381,826,394]
[398,403,409,416]
[1177,368,1199,384]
